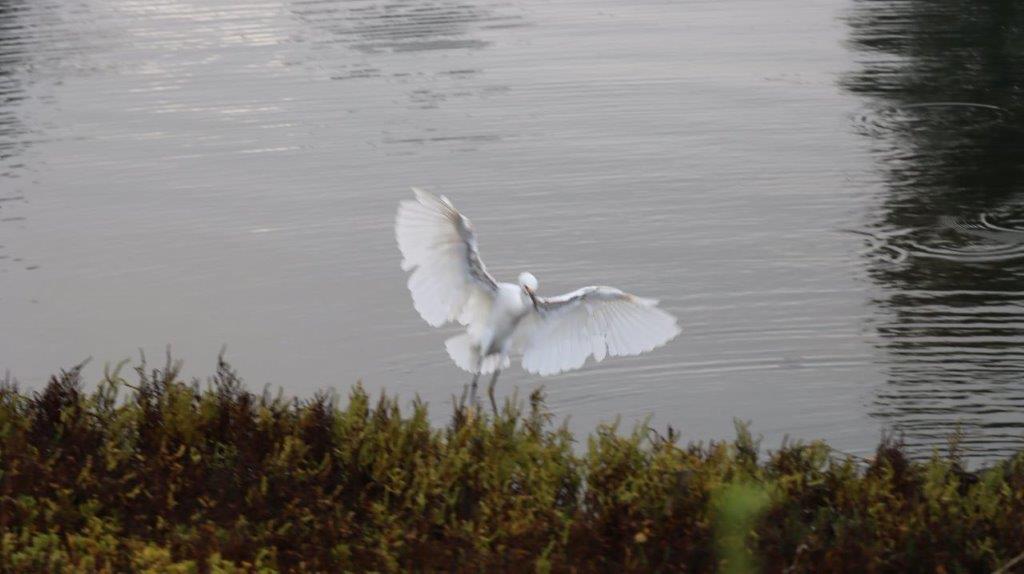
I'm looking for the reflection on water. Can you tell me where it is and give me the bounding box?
[0,0,23,163]
[844,0,1024,458]
[291,0,522,54]
[289,0,522,150]
[0,0,29,272]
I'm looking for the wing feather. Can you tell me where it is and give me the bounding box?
[396,188,498,328]
[517,286,680,376]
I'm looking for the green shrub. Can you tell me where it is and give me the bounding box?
[1,358,1022,572]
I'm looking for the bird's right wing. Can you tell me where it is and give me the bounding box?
[396,188,498,329]
[516,286,681,376]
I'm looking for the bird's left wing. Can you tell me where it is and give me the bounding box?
[396,188,498,328]
[516,286,681,376]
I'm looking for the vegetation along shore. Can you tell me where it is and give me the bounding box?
[1,358,1023,572]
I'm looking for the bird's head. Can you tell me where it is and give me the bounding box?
[518,272,538,307]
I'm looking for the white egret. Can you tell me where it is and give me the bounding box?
[396,188,681,412]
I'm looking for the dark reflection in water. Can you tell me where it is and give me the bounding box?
[288,0,522,145]
[290,0,522,69]
[0,0,29,272]
[0,0,26,157]
[292,0,519,53]
[844,0,1024,459]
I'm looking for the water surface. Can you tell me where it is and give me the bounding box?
[1,0,1022,463]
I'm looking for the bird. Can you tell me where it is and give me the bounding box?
[395,187,681,413]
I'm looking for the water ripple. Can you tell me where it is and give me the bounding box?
[852,102,1011,139]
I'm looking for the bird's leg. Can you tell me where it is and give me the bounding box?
[488,370,501,416]
[469,357,484,407]
[469,371,480,406]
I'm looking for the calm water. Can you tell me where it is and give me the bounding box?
[1,0,1022,463]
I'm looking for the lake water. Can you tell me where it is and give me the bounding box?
[1,0,1022,464]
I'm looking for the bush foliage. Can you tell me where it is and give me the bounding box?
[1,358,1023,573]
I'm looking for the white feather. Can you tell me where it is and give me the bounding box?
[445,333,509,374]
[395,188,497,330]
[517,287,681,376]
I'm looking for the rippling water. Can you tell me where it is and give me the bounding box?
[844,0,1024,461]
[0,0,1021,464]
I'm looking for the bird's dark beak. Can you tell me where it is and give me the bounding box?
[526,288,537,309]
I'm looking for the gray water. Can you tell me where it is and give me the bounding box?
[2,0,1022,464]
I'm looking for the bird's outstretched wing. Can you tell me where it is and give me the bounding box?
[516,286,680,376]
[396,188,498,328]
